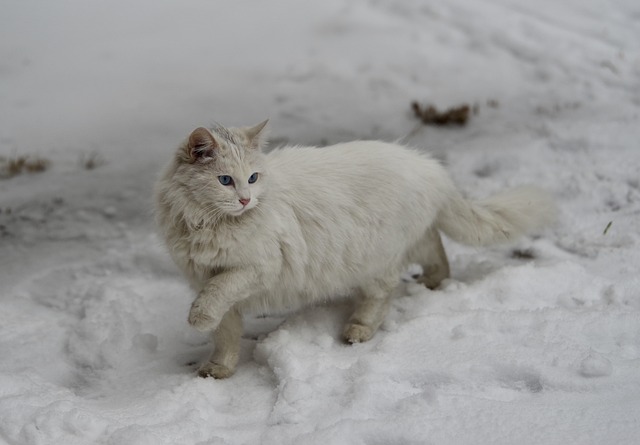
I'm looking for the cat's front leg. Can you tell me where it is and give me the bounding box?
[197,307,243,379]
[188,267,258,332]
[188,296,223,332]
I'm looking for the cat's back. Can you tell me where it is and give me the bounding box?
[262,140,450,245]
[265,140,443,188]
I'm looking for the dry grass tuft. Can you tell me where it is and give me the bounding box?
[411,102,471,126]
[0,155,51,179]
[79,151,106,170]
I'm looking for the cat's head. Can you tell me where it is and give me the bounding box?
[171,120,269,219]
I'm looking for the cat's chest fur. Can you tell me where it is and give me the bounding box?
[184,223,258,269]
[175,213,286,286]
[187,228,236,271]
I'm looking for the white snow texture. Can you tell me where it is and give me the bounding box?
[1,1,639,444]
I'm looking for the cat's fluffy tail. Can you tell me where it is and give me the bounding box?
[435,186,556,246]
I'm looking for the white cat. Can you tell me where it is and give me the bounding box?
[154,121,555,378]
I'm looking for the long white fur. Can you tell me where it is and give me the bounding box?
[155,122,555,378]
[436,185,556,246]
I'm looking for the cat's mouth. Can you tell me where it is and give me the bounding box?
[228,202,257,217]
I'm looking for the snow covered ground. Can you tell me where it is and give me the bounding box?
[1,0,639,443]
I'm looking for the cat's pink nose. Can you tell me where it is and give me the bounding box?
[239,198,251,206]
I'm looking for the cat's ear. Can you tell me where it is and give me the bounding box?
[243,119,269,150]
[186,127,218,162]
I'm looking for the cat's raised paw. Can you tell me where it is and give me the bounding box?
[188,300,219,332]
[197,362,235,379]
[343,323,373,344]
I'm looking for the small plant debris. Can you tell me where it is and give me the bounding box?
[79,151,106,170]
[411,102,471,126]
[603,221,613,235]
[0,155,51,179]
[511,248,536,260]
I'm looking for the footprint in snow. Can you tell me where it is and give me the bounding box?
[579,352,613,378]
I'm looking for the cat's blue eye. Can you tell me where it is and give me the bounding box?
[248,172,259,184]
[218,175,233,186]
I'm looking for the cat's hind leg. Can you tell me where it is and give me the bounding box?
[407,226,450,289]
[197,307,242,379]
[343,277,399,344]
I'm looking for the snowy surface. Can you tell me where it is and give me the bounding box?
[1,0,640,444]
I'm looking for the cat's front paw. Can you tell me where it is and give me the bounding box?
[343,323,374,344]
[197,362,235,379]
[188,298,220,332]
